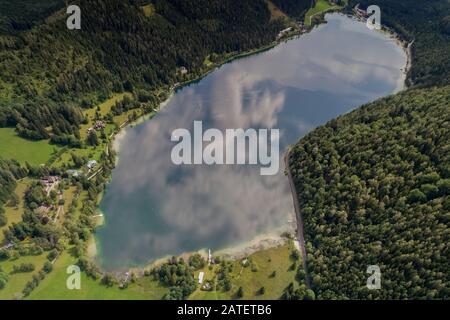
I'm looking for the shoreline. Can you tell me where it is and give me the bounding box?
[350,9,413,89]
[91,10,413,276]
[91,21,307,274]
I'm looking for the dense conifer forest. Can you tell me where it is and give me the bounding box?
[289,86,450,299]
[290,0,450,299]
[0,0,292,140]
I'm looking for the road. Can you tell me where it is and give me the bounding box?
[285,147,312,289]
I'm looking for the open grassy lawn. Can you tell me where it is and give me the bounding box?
[190,243,298,300]
[0,253,48,300]
[0,128,59,165]
[56,186,78,224]
[28,251,168,300]
[0,178,30,244]
[226,243,298,299]
[305,0,340,26]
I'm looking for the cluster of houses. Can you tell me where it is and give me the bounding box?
[41,176,60,195]
[87,160,97,171]
[35,176,61,214]
[66,160,97,177]
[86,120,106,134]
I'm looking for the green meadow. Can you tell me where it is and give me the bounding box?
[305,0,342,26]
[0,253,49,300]
[0,127,59,165]
[27,251,168,300]
[190,243,298,300]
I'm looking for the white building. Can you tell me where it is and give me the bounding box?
[198,272,204,284]
[87,160,97,170]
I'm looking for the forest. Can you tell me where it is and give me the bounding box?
[0,160,27,227]
[289,86,450,299]
[348,0,450,87]
[0,0,296,141]
[288,0,450,299]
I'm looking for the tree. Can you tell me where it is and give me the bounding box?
[0,267,8,289]
[236,286,244,298]
[101,273,117,287]
[304,289,316,300]
[86,131,99,147]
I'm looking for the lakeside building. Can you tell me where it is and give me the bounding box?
[198,272,204,284]
[67,169,81,177]
[277,27,293,39]
[180,66,188,75]
[87,160,97,170]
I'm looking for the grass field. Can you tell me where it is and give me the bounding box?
[0,178,30,244]
[305,0,341,26]
[0,128,59,165]
[80,92,132,139]
[28,251,168,300]
[190,243,298,300]
[0,253,48,300]
[23,243,296,300]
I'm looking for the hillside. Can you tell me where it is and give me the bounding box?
[0,0,314,141]
[348,0,450,87]
[289,0,450,299]
[289,86,450,299]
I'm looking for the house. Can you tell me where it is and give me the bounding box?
[277,27,293,39]
[202,281,212,291]
[87,160,97,170]
[67,169,81,177]
[86,127,95,134]
[198,271,204,284]
[208,249,213,265]
[94,121,106,130]
[180,66,188,75]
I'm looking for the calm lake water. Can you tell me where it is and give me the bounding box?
[96,14,407,270]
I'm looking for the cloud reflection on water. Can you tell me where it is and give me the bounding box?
[97,14,406,270]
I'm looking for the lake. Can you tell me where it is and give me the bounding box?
[96,14,407,270]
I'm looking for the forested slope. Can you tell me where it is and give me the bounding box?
[0,0,302,140]
[289,0,450,300]
[289,86,450,299]
[0,0,65,34]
